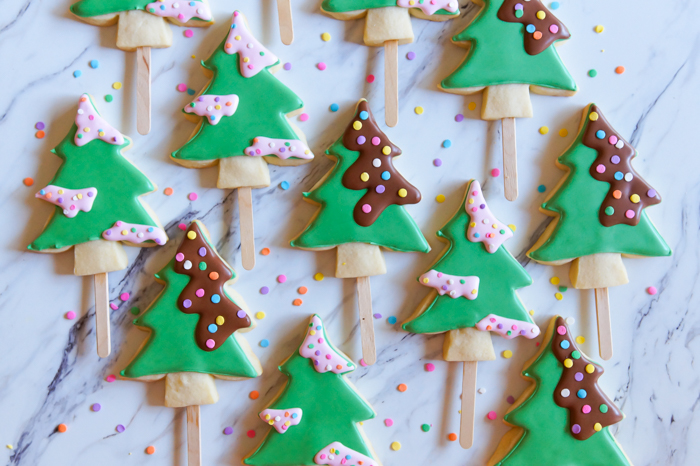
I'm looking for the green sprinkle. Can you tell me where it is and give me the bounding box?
[190,102,196,107]
[131,227,137,233]
[515,9,524,18]
[605,206,614,216]
[104,94,113,103]
[559,286,568,292]
[460,279,465,284]
[571,351,581,360]
[130,306,140,315]
[421,424,430,432]
[600,404,609,413]
[588,69,598,78]
[199,262,207,271]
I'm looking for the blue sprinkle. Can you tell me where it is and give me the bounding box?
[614,171,624,181]
[73,70,82,78]
[381,171,391,180]
[330,103,339,112]
[359,111,369,120]
[147,227,154,232]
[260,339,270,348]
[474,232,480,238]
[526,24,536,33]
[577,389,587,399]
[291,413,298,419]
[187,88,195,95]
[596,129,606,139]
[160,4,166,10]
[211,115,217,121]
[90,60,99,69]
[190,1,196,5]
[316,325,322,330]
[345,456,352,460]
[208,324,218,333]
[280,181,290,190]
[387,316,397,325]
[560,340,570,349]
[442,139,452,148]
[211,294,221,303]
[550,1,560,9]
[538,184,547,193]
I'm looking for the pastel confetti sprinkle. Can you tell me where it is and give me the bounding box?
[178,223,187,231]
[298,286,308,295]
[317,62,327,71]
[384,419,394,427]
[120,292,130,301]
[73,70,82,78]
[414,106,424,115]
[330,103,339,112]
[23,177,34,186]
[589,69,598,77]
[502,350,513,359]
[104,94,113,103]
[559,286,568,292]
[576,336,586,344]
[360,359,367,367]
[448,433,457,441]
[507,395,515,404]
[397,383,407,392]
[366,74,375,83]
[595,25,604,33]
[280,181,290,190]
[538,184,546,193]
[177,83,187,92]
[390,441,402,451]
[57,424,67,433]
[247,430,256,438]
[421,424,430,432]
[373,313,382,319]
[256,311,266,319]
[443,139,452,148]
[184,29,194,38]
[550,1,560,9]
[555,292,564,300]
[321,32,331,41]
[647,286,658,295]
[559,129,569,137]
[293,299,303,306]
[615,66,626,74]
[455,114,464,122]
[283,63,292,71]
[436,194,446,203]
[113,82,122,90]
[550,277,560,285]
[249,390,260,400]
[261,248,270,255]
[109,303,118,310]
[116,424,125,433]
[487,411,498,420]
[188,192,198,201]
[425,363,435,372]
[260,286,270,295]
[433,158,442,167]
[65,311,76,320]
[106,375,116,382]
[277,274,287,283]
[146,446,155,455]
[491,168,501,177]
[260,339,270,348]
[130,306,140,315]
[406,51,416,60]
[314,273,324,281]
[539,126,549,134]
[91,403,101,412]
[164,187,173,196]
[468,102,477,111]
[387,316,397,325]
[90,60,99,69]
[299,113,309,122]
[223,427,233,435]
[36,122,45,130]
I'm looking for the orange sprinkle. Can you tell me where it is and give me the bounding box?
[209,271,220,280]
[23,177,34,186]
[261,248,270,256]
[164,187,173,196]
[298,286,308,295]
[36,130,45,139]
[448,433,458,442]
[80,96,87,102]
[57,424,67,433]
[145,446,156,455]
[249,390,260,400]
[293,299,303,306]
[613,190,622,199]
[397,383,407,392]
[533,31,542,40]
[615,66,625,74]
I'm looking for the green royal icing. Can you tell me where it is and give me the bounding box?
[121,222,260,379]
[245,316,376,466]
[403,181,532,334]
[171,34,306,162]
[490,318,631,466]
[322,0,457,16]
[290,138,430,253]
[70,0,205,18]
[29,97,159,252]
[441,0,577,92]
[528,105,671,263]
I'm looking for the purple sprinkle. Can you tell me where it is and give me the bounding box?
[574,372,584,382]
[480,204,486,209]
[36,122,45,130]
[497,323,504,329]
[441,285,448,290]
[572,424,581,434]
[198,96,204,102]
[520,330,527,335]
[183,299,192,308]
[198,247,207,257]
[223,426,233,435]
[455,114,464,122]
[116,424,125,433]
[237,310,247,318]
[279,147,286,153]
[91,403,101,412]
[315,350,321,356]
[611,155,620,164]
[506,396,515,404]
[373,313,382,319]
[214,96,221,102]
[406,51,416,60]
[260,286,270,295]
[57,197,64,203]
[283,62,292,71]
[105,230,112,236]
[314,359,319,366]
[376,185,385,194]
[647,189,657,197]
[357,135,366,145]
[433,158,442,167]
[87,191,94,197]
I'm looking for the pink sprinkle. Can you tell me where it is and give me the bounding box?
[557,325,567,335]
[299,113,309,122]
[188,192,198,201]
[491,168,501,177]
[371,137,381,146]
[609,135,618,145]
[177,83,187,92]
[596,164,606,173]
[109,303,118,310]
[65,311,76,320]
[178,223,187,231]
[176,253,185,262]
[549,24,559,34]
[277,275,287,283]
[105,375,116,383]
[184,29,194,38]
[178,13,185,20]
[625,210,635,219]
[647,286,658,295]
[366,74,375,83]
[195,288,205,298]
[384,419,394,427]
[120,292,130,301]
[582,405,592,414]
[359,359,367,367]
[425,363,435,372]
[205,339,215,349]
[487,411,497,420]
[361,204,372,213]
[317,62,327,71]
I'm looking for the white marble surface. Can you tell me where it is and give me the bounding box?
[0,1,698,465]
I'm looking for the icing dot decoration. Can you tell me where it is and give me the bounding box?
[73,95,124,147]
[224,12,278,78]
[299,315,354,374]
[259,408,303,433]
[465,180,513,253]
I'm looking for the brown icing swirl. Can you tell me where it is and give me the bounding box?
[341,100,421,227]
[497,0,570,56]
[583,105,661,227]
[173,222,252,351]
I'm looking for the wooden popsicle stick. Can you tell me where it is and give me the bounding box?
[277,0,294,45]
[136,46,151,135]
[502,117,518,201]
[186,405,202,466]
[238,187,256,271]
[384,40,399,128]
[356,276,377,365]
[594,288,613,360]
[93,273,111,358]
[460,361,477,449]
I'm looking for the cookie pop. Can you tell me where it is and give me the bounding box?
[28,94,168,358]
[403,180,538,448]
[121,221,262,465]
[528,104,671,360]
[440,0,577,200]
[321,0,459,126]
[172,11,314,270]
[291,99,430,365]
[69,0,214,134]
[277,0,294,45]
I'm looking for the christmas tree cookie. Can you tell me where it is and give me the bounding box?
[172,10,314,270]
[440,0,577,200]
[70,0,213,133]
[488,316,632,466]
[121,221,262,458]
[291,99,429,365]
[29,94,167,358]
[244,314,381,466]
[321,0,458,126]
[528,104,671,360]
[403,179,538,449]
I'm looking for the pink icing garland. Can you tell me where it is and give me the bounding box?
[418,270,479,300]
[245,137,314,160]
[259,408,303,434]
[315,442,377,466]
[225,11,278,78]
[74,95,124,147]
[35,185,97,218]
[102,221,167,245]
[475,314,541,340]
[465,180,513,253]
[299,315,354,374]
[184,94,239,125]
[396,0,459,15]
[145,0,212,22]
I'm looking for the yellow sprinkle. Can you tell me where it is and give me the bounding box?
[353,121,362,130]
[508,224,516,232]
[216,316,225,325]
[559,128,568,137]
[585,364,595,374]
[215,105,221,110]
[422,277,429,284]
[594,423,602,432]
[576,336,586,345]
[564,358,573,368]
[314,273,324,281]
[187,231,197,240]
[191,55,196,59]
[471,289,477,295]
[502,350,513,359]
[58,190,64,194]
[235,35,242,41]
[470,222,476,227]
[321,32,331,42]
[468,102,477,111]
[6,445,12,450]
[390,442,402,451]
[113,82,122,90]
[468,198,474,204]
[589,111,599,121]
[398,188,407,198]
[360,172,370,182]
[595,25,604,34]
[77,194,83,199]
[492,223,497,229]
[630,194,640,203]
[536,10,546,20]
[555,292,563,300]
[414,106,424,115]
[529,310,535,316]
[436,194,446,203]
[98,131,105,137]
[243,57,250,63]
[255,312,265,320]
[268,420,274,425]
[264,414,271,420]
[309,330,316,336]
[539,126,549,135]
[550,277,560,285]
[382,146,391,155]
[121,230,128,236]
[284,421,290,426]
[84,127,90,133]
